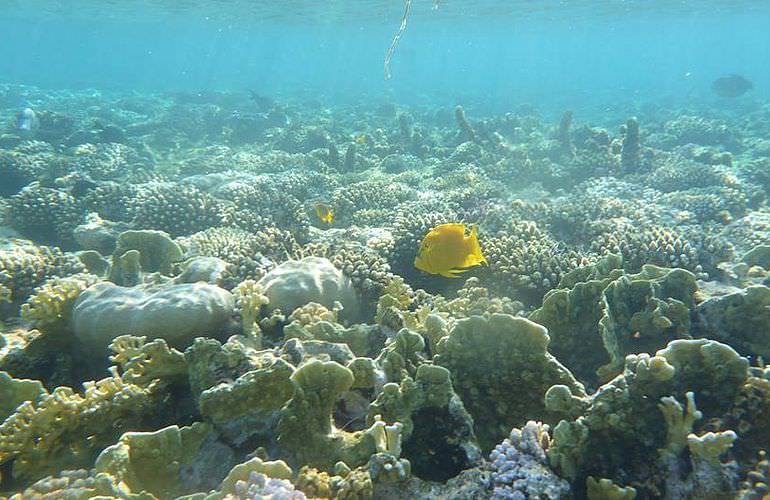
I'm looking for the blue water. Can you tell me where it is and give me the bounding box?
[1,0,768,121]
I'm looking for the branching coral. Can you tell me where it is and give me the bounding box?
[20,273,101,333]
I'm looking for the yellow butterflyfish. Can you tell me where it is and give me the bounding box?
[414,223,487,278]
[314,202,334,224]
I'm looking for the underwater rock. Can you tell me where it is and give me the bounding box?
[258,256,359,320]
[695,284,770,358]
[72,282,234,349]
[73,213,132,255]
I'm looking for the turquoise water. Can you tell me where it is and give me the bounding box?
[2,0,768,118]
[2,1,770,498]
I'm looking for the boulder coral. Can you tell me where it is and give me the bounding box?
[72,281,234,349]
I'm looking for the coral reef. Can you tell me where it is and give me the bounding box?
[2,83,770,499]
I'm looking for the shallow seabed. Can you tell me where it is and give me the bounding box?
[1,1,770,499]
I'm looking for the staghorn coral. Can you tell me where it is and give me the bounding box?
[389,210,456,279]
[216,177,311,238]
[614,226,704,275]
[69,142,151,181]
[0,149,45,196]
[305,240,393,306]
[645,155,727,192]
[108,335,187,386]
[659,114,739,150]
[330,179,416,225]
[82,182,139,222]
[232,278,270,345]
[180,226,282,288]
[485,221,592,305]
[662,186,755,223]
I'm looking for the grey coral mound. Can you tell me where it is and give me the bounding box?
[72,282,234,348]
[258,256,359,318]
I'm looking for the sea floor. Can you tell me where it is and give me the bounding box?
[1,83,769,498]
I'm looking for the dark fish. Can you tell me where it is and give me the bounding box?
[712,74,753,98]
[70,178,98,198]
[249,91,275,111]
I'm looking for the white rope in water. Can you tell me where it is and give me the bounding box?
[384,0,413,80]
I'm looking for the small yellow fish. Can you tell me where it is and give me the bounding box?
[354,133,368,145]
[314,202,334,224]
[414,223,487,278]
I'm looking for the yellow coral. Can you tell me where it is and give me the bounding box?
[587,476,637,500]
[20,273,100,332]
[687,430,737,464]
[109,335,187,386]
[658,391,702,457]
[232,279,269,347]
[0,367,159,480]
[288,301,341,327]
